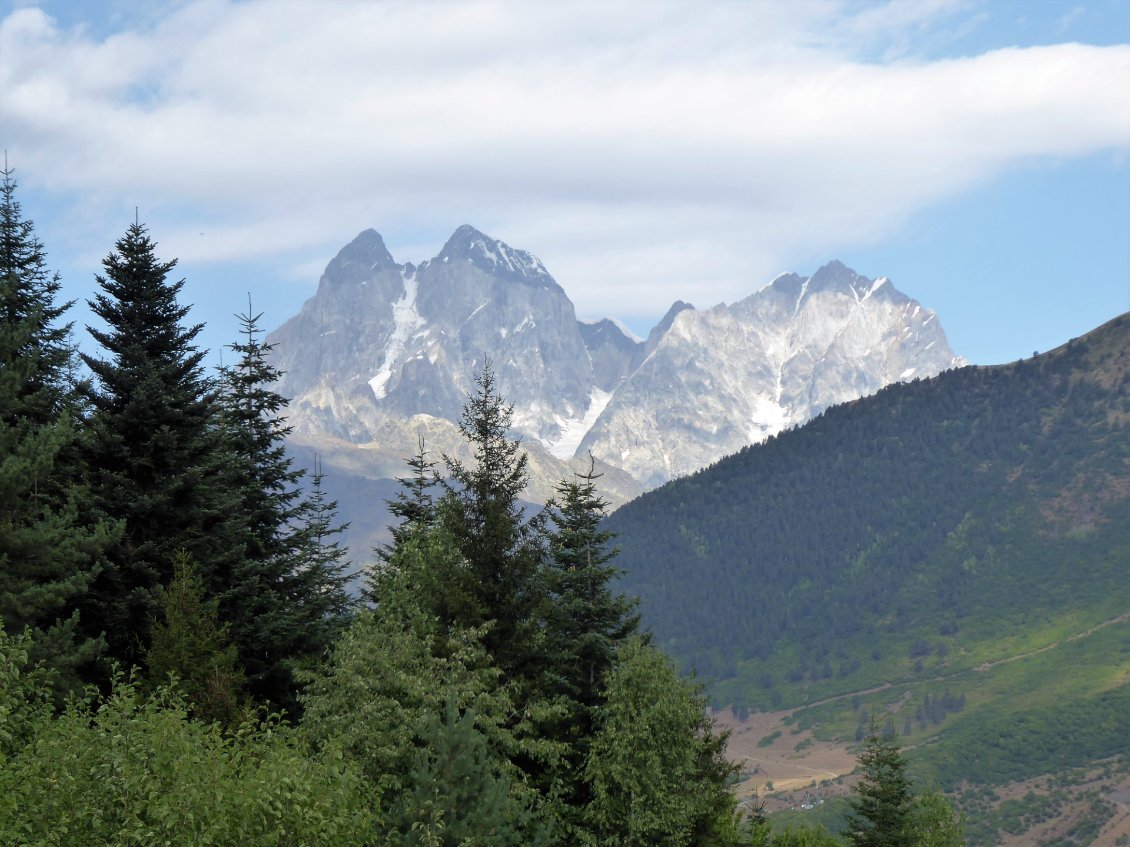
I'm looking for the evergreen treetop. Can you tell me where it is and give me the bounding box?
[846,722,915,847]
[0,163,115,689]
[79,221,237,667]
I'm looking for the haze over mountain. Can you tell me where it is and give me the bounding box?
[267,226,962,551]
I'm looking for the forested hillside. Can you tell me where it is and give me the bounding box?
[608,313,1130,804]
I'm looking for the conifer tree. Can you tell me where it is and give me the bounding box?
[0,163,115,683]
[544,458,638,709]
[437,362,547,683]
[145,550,244,726]
[542,459,639,821]
[217,306,351,708]
[385,435,439,550]
[80,221,237,668]
[389,696,552,847]
[846,721,914,847]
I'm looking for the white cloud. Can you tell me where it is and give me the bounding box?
[1,0,1128,327]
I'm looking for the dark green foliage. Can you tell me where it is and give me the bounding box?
[384,435,440,552]
[436,362,548,683]
[145,550,244,726]
[216,306,352,709]
[610,318,1130,781]
[0,165,116,686]
[390,696,552,847]
[607,314,1130,730]
[80,221,237,668]
[846,726,914,847]
[544,459,639,709]
[542,460,640,817]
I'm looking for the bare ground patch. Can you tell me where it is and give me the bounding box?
[715,708,857,804]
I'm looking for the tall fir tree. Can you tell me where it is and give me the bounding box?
[80,221,238,668]
[846,721,915,847]
[437,362,548,684]
[542,459,639,821]
[544,458,638,709]
[217,306,351,709]
[0,163,116,684]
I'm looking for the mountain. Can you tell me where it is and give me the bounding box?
[267,227,961,556]
[604,313,1130,832]
[580,261,961,486]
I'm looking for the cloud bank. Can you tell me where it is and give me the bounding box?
[2,0,1128,325]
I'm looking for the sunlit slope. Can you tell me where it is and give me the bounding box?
[608,312,1130,785]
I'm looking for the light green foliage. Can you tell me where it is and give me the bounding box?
[584,638,744,846]
[0,623,53,761]
[767,826,845,846]
[301,576,561,841]
[145,551,244,726]
[907,791,963,847]
[0,661,373,846]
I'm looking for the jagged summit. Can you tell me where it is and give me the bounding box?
[322,228,399,284]
[269,228,964,505]
[437,224,557,288]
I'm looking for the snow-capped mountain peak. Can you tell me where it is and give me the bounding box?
[437,224,557,288]
[269,236,964,501]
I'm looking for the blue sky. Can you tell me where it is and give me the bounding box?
[1,0,1127,367]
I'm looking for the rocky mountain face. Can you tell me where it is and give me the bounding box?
[267,227,962,551]
[580,261,962,486]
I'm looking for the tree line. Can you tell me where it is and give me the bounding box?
[0,165,966,844]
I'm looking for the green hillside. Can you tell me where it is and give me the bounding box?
[607,313,1130,794]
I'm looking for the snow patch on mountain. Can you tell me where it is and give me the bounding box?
[542,388,613,459]
[368,269,425,400]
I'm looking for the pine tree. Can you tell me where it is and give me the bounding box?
[542,459,639,820]
[385,435,439,550]
[0,163,115,685]
[145,550,244,726]
[846,721,914,847]
[437,362,547,683]
[389,695,551,847]
[80,221,237,668]
[544,457,638,709]
[216,306,351,709]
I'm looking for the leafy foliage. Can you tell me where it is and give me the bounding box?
[584,638,744,846]
[144,550,244,726]
[0,654,372,846]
